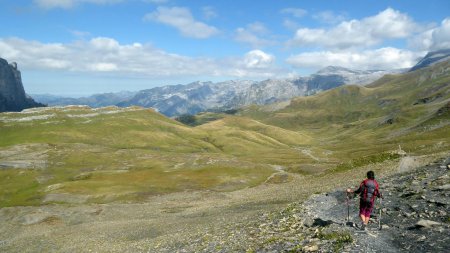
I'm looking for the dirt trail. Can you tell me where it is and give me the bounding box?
[255,156,450,252]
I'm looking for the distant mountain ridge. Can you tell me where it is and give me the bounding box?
[409,48,450,72]
[0,58,44,112]
[31,91,137,108]
[33,66,402,116]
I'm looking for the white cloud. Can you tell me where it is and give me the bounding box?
[34,0,122,9]
[410,18,450,51]
[234,22,275,48]
[89,62,118,71]
[430,18,450,50]
[286,47,422,70]
[0,37,284,79]
[243,50,275,69]
[225,50,281,78]
[313,11,347,24]
[90,37,120,50]
[289,8,420,49]
[408,30,434,51]
[364,8,417,38]
[143,7,219,39]
[280,8,307,18]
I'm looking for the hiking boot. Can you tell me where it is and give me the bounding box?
[361,224,366,231]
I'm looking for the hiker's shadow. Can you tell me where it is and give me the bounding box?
[312,218,334,227]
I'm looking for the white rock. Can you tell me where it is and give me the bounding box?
[437,184,450,190]
[303,245,319,252]
[46,183,63,192]
[416,219,441,228]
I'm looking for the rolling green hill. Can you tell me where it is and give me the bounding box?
[1,61,449,207]
[0,106,312,207]
[240,60,450,167]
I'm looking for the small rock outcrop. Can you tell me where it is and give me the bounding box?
[0,58,44,112]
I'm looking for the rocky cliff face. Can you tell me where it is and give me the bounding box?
[0,58,44,112]
[117,67,402,116]
[409,49,450,72]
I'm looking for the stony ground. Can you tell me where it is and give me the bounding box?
[149,156,450,253]
[0,154,448,252]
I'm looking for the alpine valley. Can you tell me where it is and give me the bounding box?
[0,51,449,252]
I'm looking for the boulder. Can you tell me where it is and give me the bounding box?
[415,219,441,228]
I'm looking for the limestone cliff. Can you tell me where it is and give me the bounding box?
[0,58,44,112]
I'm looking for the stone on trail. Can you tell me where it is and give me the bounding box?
[435,184,450,190]
[303,244,319,252]
[415,219,441,228]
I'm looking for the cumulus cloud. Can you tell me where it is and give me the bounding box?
[280,8,307,18]
[289,8,420,49]
[243,50,275,68]
[234,22,275,48]
[409,18,450,51]
[224,50,282,78]
[144,6,219,39]
[0,37,284,78]
[286,47,422,70]
[430,18,450,50]
[34,0,122,9]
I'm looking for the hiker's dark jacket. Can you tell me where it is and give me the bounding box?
[355,179,381,203]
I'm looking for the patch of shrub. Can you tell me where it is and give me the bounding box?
[224,109,238,115]
[317,230,353,252]
[175,114,197,126]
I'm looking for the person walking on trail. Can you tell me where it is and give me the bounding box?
[347,170,382,230]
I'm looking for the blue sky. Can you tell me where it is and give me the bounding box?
[0,0,449,96]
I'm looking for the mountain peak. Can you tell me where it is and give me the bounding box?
[316,66,353,75]
[409,48,450,72]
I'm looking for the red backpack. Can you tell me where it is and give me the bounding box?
[360,179,379,203]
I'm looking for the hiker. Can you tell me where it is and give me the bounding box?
[347,170,382,230]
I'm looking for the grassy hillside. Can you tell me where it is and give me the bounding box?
[240,60,450,166]
[0,106,311,207]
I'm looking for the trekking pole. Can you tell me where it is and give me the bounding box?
[378,198,382,230]
[347,193,350,222]
[345,191,352,226]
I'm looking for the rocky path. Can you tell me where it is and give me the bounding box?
[151,157,449,253]
[251,157,450,253]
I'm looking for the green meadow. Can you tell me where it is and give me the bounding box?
[0,106,310,207]
[1,61,449,207]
